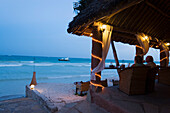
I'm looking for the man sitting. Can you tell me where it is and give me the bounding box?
[131,55,144,67]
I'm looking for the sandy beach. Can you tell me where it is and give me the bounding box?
[0,83,109,113]
[26,83,87,111]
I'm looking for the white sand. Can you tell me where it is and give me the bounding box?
[29,81,114,111]
[33,83,86,110]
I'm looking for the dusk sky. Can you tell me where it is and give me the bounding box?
[0,0,160,61]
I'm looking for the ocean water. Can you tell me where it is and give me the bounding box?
[0,55,159,101]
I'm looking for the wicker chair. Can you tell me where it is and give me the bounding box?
[146,67,159,93]
[158,67,170,85]
[119,66,150,95]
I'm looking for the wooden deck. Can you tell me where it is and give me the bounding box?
[89,80,170,113]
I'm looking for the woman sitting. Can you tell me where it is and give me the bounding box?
[145,56,157,68]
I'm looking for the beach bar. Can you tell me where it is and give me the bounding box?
[68,0,170,112]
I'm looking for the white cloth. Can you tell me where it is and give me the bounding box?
[136,33,150,55]
[91,24,113,80]
[160,41,169,57]
[160,41,169,65]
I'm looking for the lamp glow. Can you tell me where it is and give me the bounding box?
[141,35,149,41]
[100,25,107,32]
[165,43,170,46]
[144,36,148,40]
[101,25,106,29]
[30,85,35,90]
[90,33,93,36]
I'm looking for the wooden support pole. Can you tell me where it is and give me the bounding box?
[160,47,169,67]
[111,40,119,66]
[91,26,102,82]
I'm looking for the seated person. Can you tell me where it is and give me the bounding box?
[120,64,125,69]
[117,55,143,74]
[131,55,144,67]
[109,62,115,68]
[145,56,156,68]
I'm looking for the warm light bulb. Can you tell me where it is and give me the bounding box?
[165,43,170,46]
[90,33,93,36]
[142,36,148,41]
[30,85,35,90]
[144,36,148,40]
[101,25,106,29]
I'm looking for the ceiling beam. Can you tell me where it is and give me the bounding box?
[145,0,170,18]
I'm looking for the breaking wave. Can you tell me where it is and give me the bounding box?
[0,62,91,67]
[0,74,90,81]
[0,64,23,67]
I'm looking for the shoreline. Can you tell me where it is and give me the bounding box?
[0,94,25,101]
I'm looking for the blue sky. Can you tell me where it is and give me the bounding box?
[0,0,160,61]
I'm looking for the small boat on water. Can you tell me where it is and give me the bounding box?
[58,57,69,61]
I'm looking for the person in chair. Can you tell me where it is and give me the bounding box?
[131,55,144,67]
[145,56,156,68]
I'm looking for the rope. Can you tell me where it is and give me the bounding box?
[160,57,168,62]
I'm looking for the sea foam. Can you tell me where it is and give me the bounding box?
[0,64,23,67]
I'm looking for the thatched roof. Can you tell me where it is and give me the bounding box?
[68,0,169,46]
